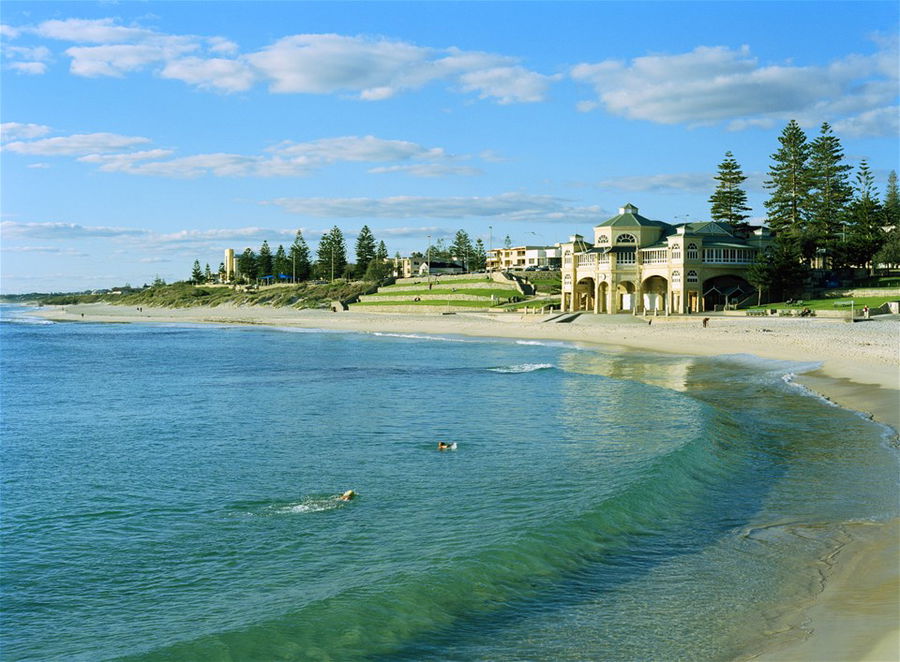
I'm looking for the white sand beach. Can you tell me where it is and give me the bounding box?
[32,302,900,661]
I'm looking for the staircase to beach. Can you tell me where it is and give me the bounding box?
[349,272,526,313]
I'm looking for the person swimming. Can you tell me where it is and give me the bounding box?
[437,442,457,450]
[339,490,356,501]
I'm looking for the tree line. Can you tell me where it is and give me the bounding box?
[190,225,490,285]
[707,120,899,301]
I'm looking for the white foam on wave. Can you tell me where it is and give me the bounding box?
[1,315,54,325]
[371,332,470,343]
[514,339,579,349]
[272,498,343,514]
[488,363,555,374]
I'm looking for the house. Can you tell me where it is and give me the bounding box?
[486,245,561,271]
[417,260,466,276]
[559,204,772,314]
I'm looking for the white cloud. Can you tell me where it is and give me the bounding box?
[1,245,88,256]
[832,106,900,138]
[3,44,52,74]
[160,56,255,92]
[1,122,52,141]
[1,221,148,239]
[3,132,151,155]
[65,41,198,77]
[43,133,478,179]
[595,171,767,193]
[8,61,47,75]
[571,38,899,136]
[246,33,431,97]
[368,163,482,177]
[35,18,156,44]
[458,66,558,104]
[265,192,604,223]
[1,24,21,39]
[7,16,553,103]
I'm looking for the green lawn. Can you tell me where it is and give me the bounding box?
[352,299,498,308]
[753,295,897,311]
[365,287,519,299]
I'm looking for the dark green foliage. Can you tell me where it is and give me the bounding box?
[840,161,884,271]
[807,122,852,251]
[354,225,377,277]
[190,260,203,284]
[257,240,273,278]
[204,264,212,283]
[317,226,347,281]
[747,240,809,303]
[883,170,899,228]
[708,151,751,234]
[472,238,487,270]
[290,230,311,282]
[450,230,474,269]
[238,248,257,282]
[764,120,811,245]
[273,245,290,281]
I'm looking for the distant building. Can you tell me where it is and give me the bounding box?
[417,260,465,276]
[487,245,561,271]
[224,248,236,282]
[392,256,427,279]
[560,204,773,314]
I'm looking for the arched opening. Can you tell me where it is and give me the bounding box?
[702,274,754,311]
[642,275,668,312]
[617,280,636,312]
[575,277,595,312]
[597,281,609,313]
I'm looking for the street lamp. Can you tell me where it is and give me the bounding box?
[426,234,431,284]
[488,225,493,272]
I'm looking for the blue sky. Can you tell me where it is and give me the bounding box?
[2,1,897,293]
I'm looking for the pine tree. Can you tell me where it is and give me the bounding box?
[273,245,290,281]
[257,240,273,278]
[289,230,311,282]
[376,240,388,261]
[807,122,852,250]
[317,226,347,280]
[238,248,257,282]
[473,238,487,270]
[355,225,377,278]
[190,260,203,284]
[842,161,884,271]
[764,120,811,245]
[708,151,751,234]
[450,230,474,270]
[883,170,899,228]
[504,235,512,249]
[204,263,212,283]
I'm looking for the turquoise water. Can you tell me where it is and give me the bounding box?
[1,306,897,661]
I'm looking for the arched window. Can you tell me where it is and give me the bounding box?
[672,270,681,283]
[598,234,609,243]
[686,243,698,260]
[687,270,698,283]
[617,233,636,244]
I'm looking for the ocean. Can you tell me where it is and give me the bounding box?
[1,305,897,661]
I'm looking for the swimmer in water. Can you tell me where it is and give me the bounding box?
[437,441,451,450]
[339,490,356,501]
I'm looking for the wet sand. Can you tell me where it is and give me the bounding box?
[31,302,900,661]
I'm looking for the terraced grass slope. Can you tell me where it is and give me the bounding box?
[351,273,524,311]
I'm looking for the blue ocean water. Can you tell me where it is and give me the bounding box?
[1,305,897,661]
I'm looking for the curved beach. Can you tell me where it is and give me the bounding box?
[31,303,900,661]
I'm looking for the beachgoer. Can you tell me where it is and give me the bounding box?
[437,441,452,450]
[339,490,356,501]
[702,317,709,328]
[863,305,870,319]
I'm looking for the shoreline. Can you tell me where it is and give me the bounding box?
[23,302,900,661]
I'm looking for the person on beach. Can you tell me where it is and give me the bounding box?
[339,490,356,501]
[702,317,709,328]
